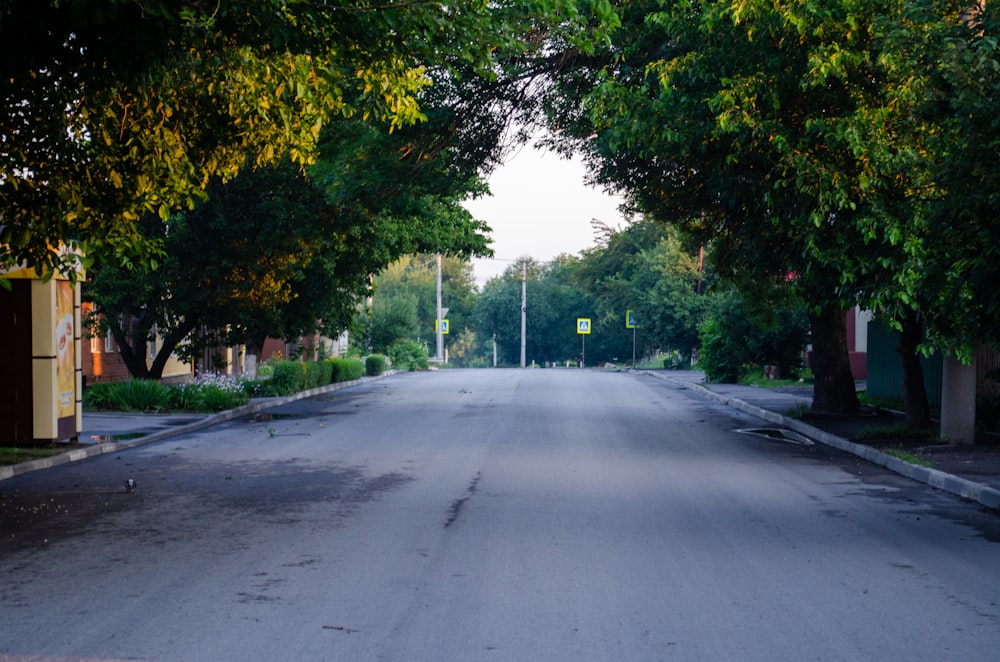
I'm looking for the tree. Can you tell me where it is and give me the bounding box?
[475,257,596,366]
[475,267,528,366]
[698,286,810,384]
[87,110,495,379]
[368,293,420,354]
[831,0,1000,437]
[866,0,1000,356]
[529,259,596,365]
[86,161,361,378]
[370,254,480,353]
[572,219,706,364]
[543,0,947,412]
[1,0,619,277]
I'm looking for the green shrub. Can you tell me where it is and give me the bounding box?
[168,373,252,411]
[365,354,387,376]
[330,357,365,382]
[303,361,332,389]
[83,381,119,410]
[241,378,263,398]
[264,360,306,396]
[388,340,429,371]
[662,350,687,370]
[86,374,255,413]
[88,378,172,412]
[198,384,244,411]
[698,288,808,383]
[269,360,336,393]
[120,378,173,411]
[166,382,203,411]
[698,316,743,383]
[86,356,367,413]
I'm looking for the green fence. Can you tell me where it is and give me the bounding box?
[866,321,943,408]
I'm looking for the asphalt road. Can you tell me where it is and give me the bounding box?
[1,369,999,661]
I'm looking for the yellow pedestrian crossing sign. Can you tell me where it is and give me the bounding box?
[437,319,449,335]
[577,318,592,335]
[626,310,638,329]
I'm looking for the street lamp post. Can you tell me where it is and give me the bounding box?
[520,262,526,369]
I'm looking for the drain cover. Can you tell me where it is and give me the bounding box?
[735,428,814,446]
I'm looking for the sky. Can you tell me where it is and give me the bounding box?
[463,139,630,286]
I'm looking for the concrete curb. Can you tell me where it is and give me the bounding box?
[0,372,397,483]
[643,371,1000,510]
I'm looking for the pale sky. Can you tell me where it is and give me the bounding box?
[463,139,630,286]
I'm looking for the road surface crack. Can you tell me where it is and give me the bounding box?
[444,472,481,528]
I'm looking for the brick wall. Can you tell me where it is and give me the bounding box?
[80,303,132,385]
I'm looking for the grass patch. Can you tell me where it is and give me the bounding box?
[883,448,934,468]
[0,446,63,466]
[737,366,814,388]
[858,393,906,412]
[783,403,810,419]
[853,424,937,443]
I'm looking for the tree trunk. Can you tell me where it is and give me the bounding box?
[113,317,152,379]
[898,311,932,429]
[244,331,268,380]
[941,354,977,444]
[809,305,859,413]
[148,319,197,380]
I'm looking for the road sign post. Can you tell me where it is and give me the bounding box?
[626,310,638,368]
[577,318,591,367]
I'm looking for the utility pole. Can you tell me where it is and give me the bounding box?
[436,253,443,362]
[520,261,527,368]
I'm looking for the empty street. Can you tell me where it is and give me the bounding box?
[2,369,998,661]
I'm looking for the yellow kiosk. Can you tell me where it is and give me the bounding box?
[0,257,84,445]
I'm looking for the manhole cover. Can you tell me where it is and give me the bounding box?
[735,428,814,446]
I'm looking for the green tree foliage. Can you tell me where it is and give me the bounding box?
[471,229,705,368]
[368,293,420,354]
[530,258,597,364]
[543,0,945,412]
[572,219,706,365]
[369,255,480,347]
[448,328,487,368]
[475,257,597,366]
[541,0,1000,420]
[475,264,529,366]
[849,1,1000,357]
[635,239,707,362]
[1,0,620,277]
[699,287,810,384]
[87,114,495,379]
[85,161,355,378]
[388,340,430,372]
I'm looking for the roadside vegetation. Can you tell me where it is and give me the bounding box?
[83,358,385,414]
[882,449,935,469]
[0,446,64,467]
[854,424,939,445]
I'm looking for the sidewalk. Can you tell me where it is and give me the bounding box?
[649,370,1000,509]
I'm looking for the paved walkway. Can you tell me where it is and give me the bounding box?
[4,370,999,510]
